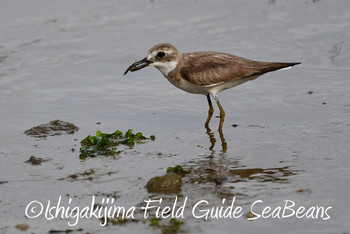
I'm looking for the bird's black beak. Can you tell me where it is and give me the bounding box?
[124,57,153,75]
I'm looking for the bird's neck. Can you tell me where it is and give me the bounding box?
[155,55,182,78]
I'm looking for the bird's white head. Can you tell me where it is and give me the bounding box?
[124,43,180,77]
[146,43,180,77]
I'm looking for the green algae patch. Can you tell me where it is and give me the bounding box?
[161,218,183,234]
[150,218,160,226]
[79,129,155,159]
[166,165,190,177]
[148,218,183,234]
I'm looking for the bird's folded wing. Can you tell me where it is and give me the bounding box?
[180,52,298,86]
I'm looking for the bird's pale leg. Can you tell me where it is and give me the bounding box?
[205,94,214,128]
[213,95,225,131]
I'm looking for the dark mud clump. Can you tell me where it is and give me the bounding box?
[15,223,29,231]
[24,120,78,138]
[246,211,256,220]
[25,155,48,165]
[59,169,118,182]
[147,173,182,194]
[59,169,96,182]
[0,55,8,64]
[48,228,83,233]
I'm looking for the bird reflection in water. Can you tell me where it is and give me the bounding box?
[205,126,227,153]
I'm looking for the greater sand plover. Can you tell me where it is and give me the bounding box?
[124,43,300,131]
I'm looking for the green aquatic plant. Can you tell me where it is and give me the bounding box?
[79,129,155,159]
[167,165,184,174]
[150,218,160,226]
[162,218,183,234]
[166,165,190,176]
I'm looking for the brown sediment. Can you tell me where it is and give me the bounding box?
[24,120,78,138]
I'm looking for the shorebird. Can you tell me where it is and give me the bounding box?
[124,43,300,131]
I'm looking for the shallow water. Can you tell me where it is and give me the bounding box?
[1,0,350,233]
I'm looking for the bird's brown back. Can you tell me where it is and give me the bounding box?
[179,51,300,86]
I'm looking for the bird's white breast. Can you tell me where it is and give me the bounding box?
[165,74,261,96]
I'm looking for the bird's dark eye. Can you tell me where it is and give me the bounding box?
[157,52,166,58]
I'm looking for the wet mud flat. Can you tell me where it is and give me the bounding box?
[22,121,299,233]
[0,116,342,234]
[1,0,350,233]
